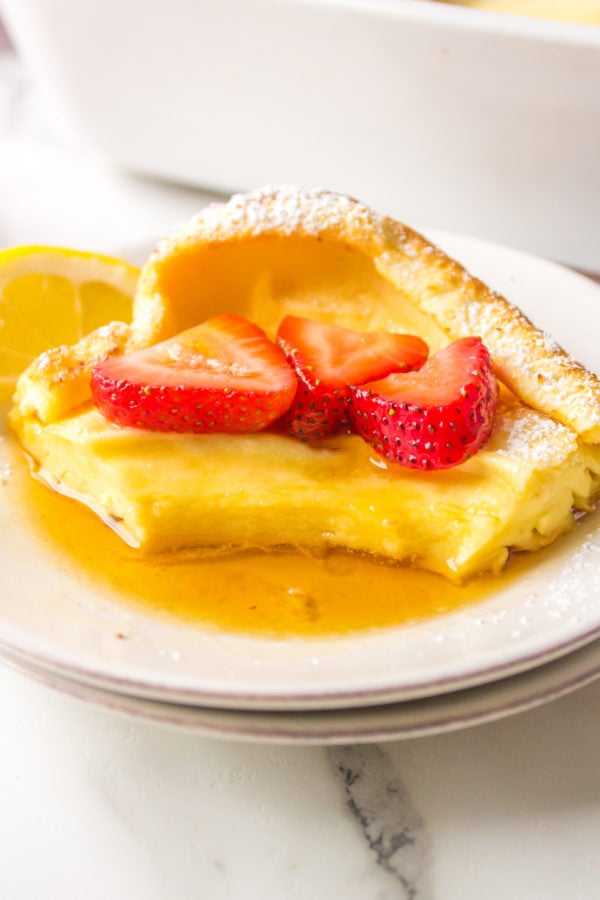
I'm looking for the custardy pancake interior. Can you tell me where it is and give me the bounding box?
[9,187,600,583]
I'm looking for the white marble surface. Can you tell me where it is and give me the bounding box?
[1,44,600,900]
[2,664,600,900]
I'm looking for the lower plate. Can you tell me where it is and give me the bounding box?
[3,635,600,745]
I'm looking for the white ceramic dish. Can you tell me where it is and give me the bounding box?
[1,231,600,711]
[3,633,600,744]
[1,0,599,269]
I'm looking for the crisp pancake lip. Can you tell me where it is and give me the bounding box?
[134,185,600,444]
[7,186,600,582]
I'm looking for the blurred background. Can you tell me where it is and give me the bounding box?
[0,0,598,269]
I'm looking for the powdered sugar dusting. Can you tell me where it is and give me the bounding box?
[540,330,562,354]
[157,185,393,257]
[544,536,600,619]
[456,291,600,442]
[230,185,383,238]
[493,408,577,467]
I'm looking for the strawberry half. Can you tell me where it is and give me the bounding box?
[276,316,429,441]
[91,312,296,433]
[350,337,498,470]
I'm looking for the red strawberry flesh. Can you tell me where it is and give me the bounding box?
[91,312,296,433]
[350,337,498,470]
[276,315,429,441]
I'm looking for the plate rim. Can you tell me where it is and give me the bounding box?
[3,632,600,744]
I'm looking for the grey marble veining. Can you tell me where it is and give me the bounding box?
[329,745,431,899]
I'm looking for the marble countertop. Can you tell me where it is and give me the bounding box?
[1,44,600,900]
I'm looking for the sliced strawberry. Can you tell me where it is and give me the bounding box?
[91,312,296,433]
[350,337,498,470]
[276,315,429,441]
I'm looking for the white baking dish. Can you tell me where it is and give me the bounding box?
[1,0,599,268]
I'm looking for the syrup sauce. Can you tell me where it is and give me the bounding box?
[10,445,515,638]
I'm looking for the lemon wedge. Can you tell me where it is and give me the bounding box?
[0,246,139,401]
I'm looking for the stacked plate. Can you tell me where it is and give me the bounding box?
[2,233,600,744]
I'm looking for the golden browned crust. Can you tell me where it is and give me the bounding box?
[133,186,600,443]
[374,227,600,444]
[12,321,131,424]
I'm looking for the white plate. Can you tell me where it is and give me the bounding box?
[3,633,600,745]
[1,232,600,711]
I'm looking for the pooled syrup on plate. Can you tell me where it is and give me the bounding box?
[6,446,519,639]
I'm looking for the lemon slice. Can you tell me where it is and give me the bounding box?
[0,246,139,401]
